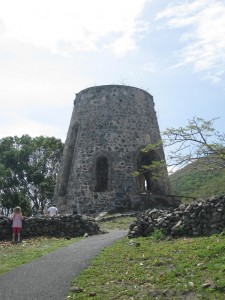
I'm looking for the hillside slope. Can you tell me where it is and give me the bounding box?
[169,163,225,202]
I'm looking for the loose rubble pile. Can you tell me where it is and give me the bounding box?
[0,214,102,240]
[128,195,225,238]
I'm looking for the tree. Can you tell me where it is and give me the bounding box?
[162,117,225,171]
[132,141,166,179]
[0,135,63,215]
[132,141,171,195]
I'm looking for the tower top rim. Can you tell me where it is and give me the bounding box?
[75,84,153,98]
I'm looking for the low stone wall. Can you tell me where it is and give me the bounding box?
[128,195,225,238]
[0,214,102,240]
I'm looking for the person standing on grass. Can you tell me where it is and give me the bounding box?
[11,206,24,243]
[47,204,58,217]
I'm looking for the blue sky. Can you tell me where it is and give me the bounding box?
[0,0,224,144]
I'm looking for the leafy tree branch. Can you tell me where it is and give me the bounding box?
[162,117,225,171]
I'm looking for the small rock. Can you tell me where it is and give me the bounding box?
[89,291,97,297]
[202,282,211,288]
[148,290,158,297]
[162,289,170,297]
[70,286,84,293]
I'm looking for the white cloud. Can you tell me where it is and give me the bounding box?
[105,34,137,57]
[0,112,66,140]
[0,0,149,57]
[0,36,89,109]
[140,62,156,73]
[156,0,225,84]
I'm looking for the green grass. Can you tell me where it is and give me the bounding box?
[170,165,225,202]
[0,236,81,275]
[68,233,225,299]
[2,217,225,299]
[98,216,136,232]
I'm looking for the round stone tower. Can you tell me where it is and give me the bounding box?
[54,85,171,214]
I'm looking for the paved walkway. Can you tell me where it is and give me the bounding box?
[0,230,127,300]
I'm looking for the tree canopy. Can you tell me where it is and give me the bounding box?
[0,135,63,215]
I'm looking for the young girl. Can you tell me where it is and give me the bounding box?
[11,206,24,243]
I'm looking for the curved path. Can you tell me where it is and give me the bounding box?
[0,230,127,300]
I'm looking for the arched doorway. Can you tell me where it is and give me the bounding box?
[137,149,161,193]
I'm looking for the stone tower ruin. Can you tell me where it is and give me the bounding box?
[54,85,172,215]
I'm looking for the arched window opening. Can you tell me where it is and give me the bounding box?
[138,174,151,191]
[95,156,109,192]
[137,149,161,193]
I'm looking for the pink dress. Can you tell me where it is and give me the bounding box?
[12,214,23,228]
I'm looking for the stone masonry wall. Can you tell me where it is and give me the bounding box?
[54,85,171,215]
[0,214,102,240]
[128,195,225,238]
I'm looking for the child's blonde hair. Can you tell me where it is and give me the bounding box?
[13,206,22,213]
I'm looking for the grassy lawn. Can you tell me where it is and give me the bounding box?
[1,216,225,299]
[68,231,225,299]
[0,236,81,275]
[98,216,136,232]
